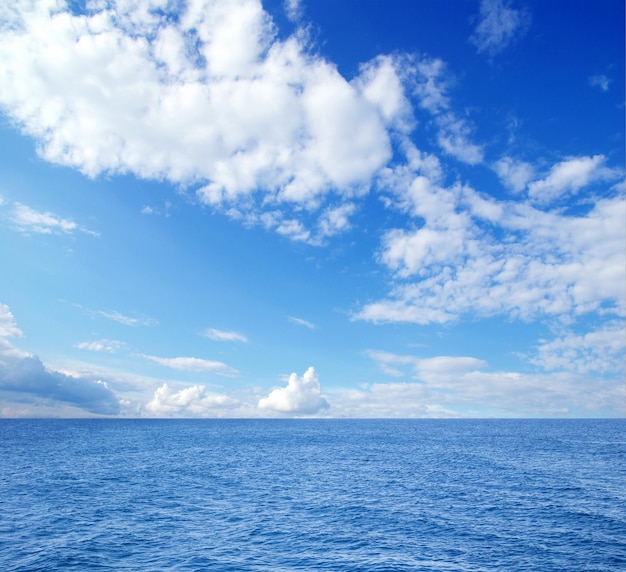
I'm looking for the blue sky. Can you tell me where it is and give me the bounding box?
[0,0,623,418]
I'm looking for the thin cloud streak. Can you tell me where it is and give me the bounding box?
[288,317,317,329]
[201,328,248,342]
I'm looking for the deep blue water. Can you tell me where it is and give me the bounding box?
[0,419,625,571]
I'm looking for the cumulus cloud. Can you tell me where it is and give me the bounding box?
[0,302,120,415]
[0,304,23,338]
[527,155,622,204]
[529,322,626,375]
[493,156,535,193]
[0,354,120,415]
[0,0,410,240]
[258,366,329,414]
[140,354,238,376]
[0,1,493,243]
[360,159,625,325]
[201,328,248,342]
[470,0,530,57]
[145,383,239,417]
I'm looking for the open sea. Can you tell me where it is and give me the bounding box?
[0,419,625,571]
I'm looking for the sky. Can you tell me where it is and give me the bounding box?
[0,0,624,418]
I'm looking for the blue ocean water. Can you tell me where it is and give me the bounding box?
[0,419,625,571]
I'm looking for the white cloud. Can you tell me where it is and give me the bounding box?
[530,322,626,375]
[527,155,622,204]
[412,58,483,165]
[361,161,625,324]
[589,74,610,92]
[201,328,248,342]
[0,0,406,239]
[6,202,97,236]
[352,350,622,417]
[0,354,121,415]
[0,303,120,415]
[76,339,123,353]
[355,55,415,132]
[493,156,535,193]
[470,0,530,57]
[258,366,329,414]
[284,0,302,22]
[140,354,238,376]
[317,203,356,240]
[288,316,316,329]
[95,309,158,327]
[145,383,239,417]
[366,350,486,380]
[0,304,23,338]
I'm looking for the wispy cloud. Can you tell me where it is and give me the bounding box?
[288,316,316,329]
[470,0,531,57]
[412,58,483,165]
[284,0,303,22]
[201,328,248,342]
[356,350,622,417]
[6,202,98,236]
[527,155,622,204]
[95,310,158,327]
[589,74,611,92]
[139,354,238,376]
[76,339,124,354]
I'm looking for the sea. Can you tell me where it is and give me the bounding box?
[0,419,624,571]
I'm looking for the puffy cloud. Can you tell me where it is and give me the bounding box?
[527,155,622,204]
[140,354,238,376]
[360,159,625,325]
[316,203,357,240]
[469,0,530,57]
[0,302,120,415]
[0,304,23,338]
[0,0,405,239]
[493,156,535,193]
[529,322,625,375]
[0,354,120,415]
[258,366,329,414]
[201,328,248,342]
[145,383,239,417]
